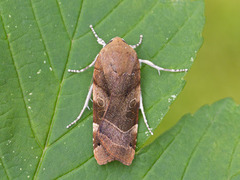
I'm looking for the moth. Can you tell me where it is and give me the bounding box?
[67,25,188,166]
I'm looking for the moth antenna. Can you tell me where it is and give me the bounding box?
[140,92,154,135]
[66,84,93,128]
[139,59,188,73]
[130,35,143,49]
[89,25,106,47]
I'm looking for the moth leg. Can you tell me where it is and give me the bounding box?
[140,91,154,135]
[66,83,93,128]
[130,35,143,49]
[139,59,188,75]
[68,54,98,73]
[89,25,106,47]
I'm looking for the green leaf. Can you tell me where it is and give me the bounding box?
[136,98,240,180]
[0,0,204,179]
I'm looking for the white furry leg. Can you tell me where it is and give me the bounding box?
[66,83,93,128]
[139,59,188,75]
[140,91,154,135]
[68,54,98,73]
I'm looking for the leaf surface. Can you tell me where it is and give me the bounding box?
[136,98,240,180]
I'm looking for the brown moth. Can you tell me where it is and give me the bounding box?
[67,25,188,166]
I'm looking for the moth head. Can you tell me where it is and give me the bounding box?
[107,37,127,45]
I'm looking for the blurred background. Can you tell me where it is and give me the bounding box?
[157,0,240,135]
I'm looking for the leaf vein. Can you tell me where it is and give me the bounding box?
[180,103,226,180]
[55,0,71,39]
[29,0,59,80]
[0,13,42,150]
[55,155,94,179]
[151,4,201,60]
[230,171,240,180]
[121,0,158,38]
[74,0,125,40]
[0,158,10,180]
[228,134,240,178]
[144,84,183,117]
[50,113,92,146]
[32,0,85,178]
[142,120,186,179]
